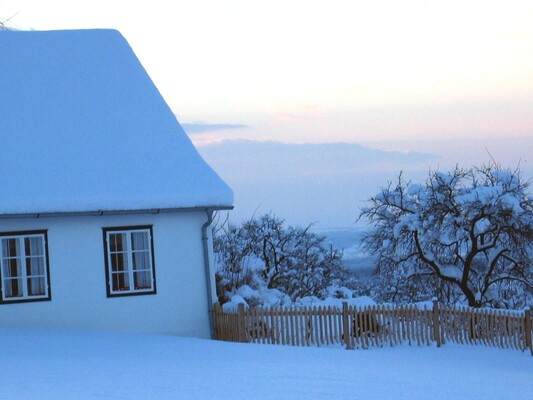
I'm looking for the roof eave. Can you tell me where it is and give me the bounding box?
[0,205,234,219]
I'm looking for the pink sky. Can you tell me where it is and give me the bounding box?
[3,0,532,147]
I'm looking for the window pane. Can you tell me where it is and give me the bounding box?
[111,253,128,272]
[2,238,20,258]
[4,278,23,298]
[109,233,126,252]
[27,277,45,296]
[25,236,44,257]
[1,239,7,258]
[134,271,152,290]
[26,257,44,277]
[131,232,148,251]
[112,272,130,291]
[3,258,21,278]
[132,251,150,271]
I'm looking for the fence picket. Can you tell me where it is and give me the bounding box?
[319,307,325,345]
[377,305,385,346]
[525,308,532,355]
[372,306,378,346]
[366,307,372,347]
[323,306,335,345]
[349,306,357,348]
[306,308,312,346]
[392,305,400,346]
[390,305,402,345]
[254,307,260,343]
[503,311,510,349]
[404,306,409,344]
[424,307,429,345]
[249,307,255,342]
[339,305,344,346]
[407,305,413,345]
[358,307,365,348]
[415,306,421,346]
[323,306,328,345]
[499,310,505,349]
[490,309,497,347]
[365,306,371,347]
[312,307,318,346]
[439,306,446,344]
[257,307,268,344]
[315,307,321,346]
[306,307,313,346]
[371,306,379,347]
[250,307,256,343]
[456,307,463,345]
[361,307,368,348]
[480,312,489,346]
[503,310,509,349]
[317,306,324,346]
[387,305,395,347]
[270,307,276,345]
[264,307,270,345]
[509,313,516,350]
[302,307,309,346]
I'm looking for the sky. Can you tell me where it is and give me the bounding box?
[2,0,532,227]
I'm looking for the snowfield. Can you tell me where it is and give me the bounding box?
[0,328,531,399]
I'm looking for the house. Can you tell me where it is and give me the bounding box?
[0,29,233,338]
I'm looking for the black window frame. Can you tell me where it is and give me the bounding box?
[0,229,52,304]
[102,225,157,298]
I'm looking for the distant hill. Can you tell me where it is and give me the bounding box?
[316,227,377,277]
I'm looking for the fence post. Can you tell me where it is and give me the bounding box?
[432,298,442,348]
[524,307,532,356]
[342,302,352,350]
[213,302,222,340]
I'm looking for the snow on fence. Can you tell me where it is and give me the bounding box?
[213,300,533,355]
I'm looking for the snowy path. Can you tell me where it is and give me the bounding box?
[0,328,530,399]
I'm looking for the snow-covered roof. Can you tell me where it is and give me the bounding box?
[0,29,233,215]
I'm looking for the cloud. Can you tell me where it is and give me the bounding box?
[197,139,438,228]
[199,139,436,178]
[180,123,248,134]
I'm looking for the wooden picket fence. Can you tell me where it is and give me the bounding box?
[213,300,533,355]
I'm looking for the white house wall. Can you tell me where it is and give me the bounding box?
[0,212,212,338]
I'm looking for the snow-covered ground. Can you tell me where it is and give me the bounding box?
[1,328,530,399]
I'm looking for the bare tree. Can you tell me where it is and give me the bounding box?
[1,13,19,31]
[360,163,533,308]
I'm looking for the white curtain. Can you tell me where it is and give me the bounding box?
[24,237,46,296]
[131,232,151,289]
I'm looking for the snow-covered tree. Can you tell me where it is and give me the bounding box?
[360,164,533,308]
[214,214,346,303]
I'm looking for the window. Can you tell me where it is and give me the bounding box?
[0,231,51,303]
[103,226,156,297]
